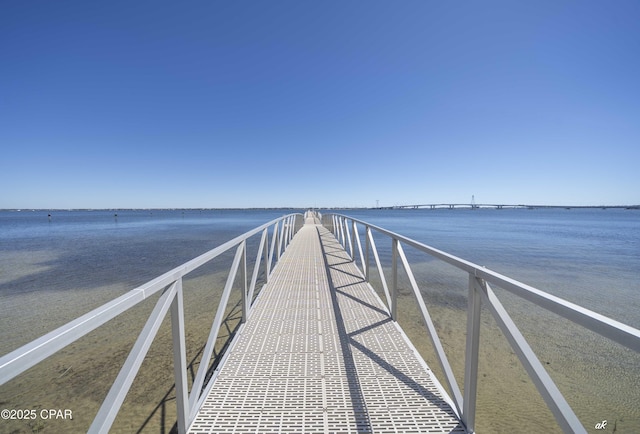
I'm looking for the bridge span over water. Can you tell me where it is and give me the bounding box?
[1,211,638,433]
[376,203,640,210]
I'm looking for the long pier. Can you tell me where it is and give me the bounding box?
[189,213,464,433]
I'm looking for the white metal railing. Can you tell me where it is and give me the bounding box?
[325,213,640,434]
[0,213,303,434]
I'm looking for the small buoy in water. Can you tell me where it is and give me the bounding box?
[48,213,51,221]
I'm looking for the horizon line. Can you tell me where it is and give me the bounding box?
[2,204,640,212]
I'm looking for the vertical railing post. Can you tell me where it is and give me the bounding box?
[345,218,351,254]
[282,218,290,252]
[352,221,365,275]
[391,238,398,321]
[263,228,270,281]
[268,221,278,275]
[170,278,188,434]
[345,218,353,260]
[241,240,248,323]
[292,214,296,238]
[277,219,284,260]
[463,274,482,432]
[288,216,293,244]
[365,226,370,282]
[350,220,356,261]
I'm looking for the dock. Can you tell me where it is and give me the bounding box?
[2,211,638,433]
[188,214,465,433]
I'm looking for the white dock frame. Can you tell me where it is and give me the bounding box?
[188,213,465,433]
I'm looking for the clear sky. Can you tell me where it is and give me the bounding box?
[2,1,639,209]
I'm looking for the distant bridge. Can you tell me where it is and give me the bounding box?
[374,203,640,210]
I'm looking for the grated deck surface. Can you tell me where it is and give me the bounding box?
[188,218,466,433]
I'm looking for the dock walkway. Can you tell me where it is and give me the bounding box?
[188,214,465,433]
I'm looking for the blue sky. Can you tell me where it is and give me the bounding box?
[2,1,639,209]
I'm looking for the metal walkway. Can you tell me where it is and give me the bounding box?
[188,215,465,433]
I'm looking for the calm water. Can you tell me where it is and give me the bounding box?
[337,208,640,328]
[0,209,301,295]
[1,207,638,340]
[1,207,639,432]
[0,209,303,353]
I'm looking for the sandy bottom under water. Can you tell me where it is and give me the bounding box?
[1,262,638,433]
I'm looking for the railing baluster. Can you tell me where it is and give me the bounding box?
[268,221,278,275]
[463,275,482,432]
[277,219,285,259]
[345,218,353,260]
[241,240,248,324]
[349,219,356,260]
[264,227,271,280]
[292,215,297,240]
[365,226,370,282]
[171,278,189,434]
[276,220,282,260]
[391,238,398,321]
[283,217,291,250]
[288,216,293,244]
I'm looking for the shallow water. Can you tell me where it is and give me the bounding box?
[1,208,638,432]
[339,208,640,327]
[330,208,640,433]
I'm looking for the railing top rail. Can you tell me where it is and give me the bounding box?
[328,213,640,353]
[0,213,303,385]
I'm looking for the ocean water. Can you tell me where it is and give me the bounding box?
[335,208,640,328]
[0,209,300,295]
[0,209,303,352]
[1,207,638,432]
